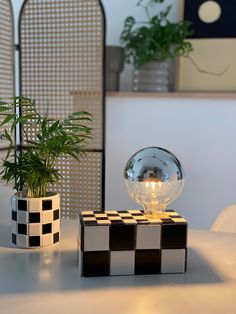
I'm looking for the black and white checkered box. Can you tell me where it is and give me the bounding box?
[11,193,60,248]
[78,210,187,276]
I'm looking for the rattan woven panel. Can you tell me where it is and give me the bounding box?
[0,149,15,187]
[0,0,14,149]
[20,0,104,217]
[52,152,103,219]
[0,150,5,176]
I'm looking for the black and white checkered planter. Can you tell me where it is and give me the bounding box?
[78,210,187,276]
[11,193,60,248]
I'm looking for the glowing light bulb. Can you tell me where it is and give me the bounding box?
[124,147,185,217]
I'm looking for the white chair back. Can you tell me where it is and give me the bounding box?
[211,204,236,233]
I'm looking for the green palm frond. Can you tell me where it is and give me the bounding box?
[0,97,92,197]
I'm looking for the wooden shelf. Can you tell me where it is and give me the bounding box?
[106,91,236,100]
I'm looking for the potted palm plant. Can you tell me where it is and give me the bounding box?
[0,96,92,248]
[120,0,193,92]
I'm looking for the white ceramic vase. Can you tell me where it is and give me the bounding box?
[11,192,60,248]
[133,60,171,92]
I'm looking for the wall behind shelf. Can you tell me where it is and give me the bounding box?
[105,95,236,229]
[101,0,179,91]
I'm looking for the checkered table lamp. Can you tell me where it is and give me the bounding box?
[78,209,187,276]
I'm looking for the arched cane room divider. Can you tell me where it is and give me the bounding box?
[0,0,14,161]
[20,0,105,218]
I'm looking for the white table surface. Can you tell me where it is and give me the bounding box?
[0,218,236,314]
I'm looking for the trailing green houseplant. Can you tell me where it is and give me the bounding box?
[0,96,92,198]
[120,0,193,68]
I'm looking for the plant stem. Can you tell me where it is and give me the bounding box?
[144,5,151,21]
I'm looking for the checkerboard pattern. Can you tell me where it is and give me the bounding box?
[78,210,188,276]
[11,194,60,248]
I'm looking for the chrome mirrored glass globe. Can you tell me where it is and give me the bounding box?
[124,147,185,216]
